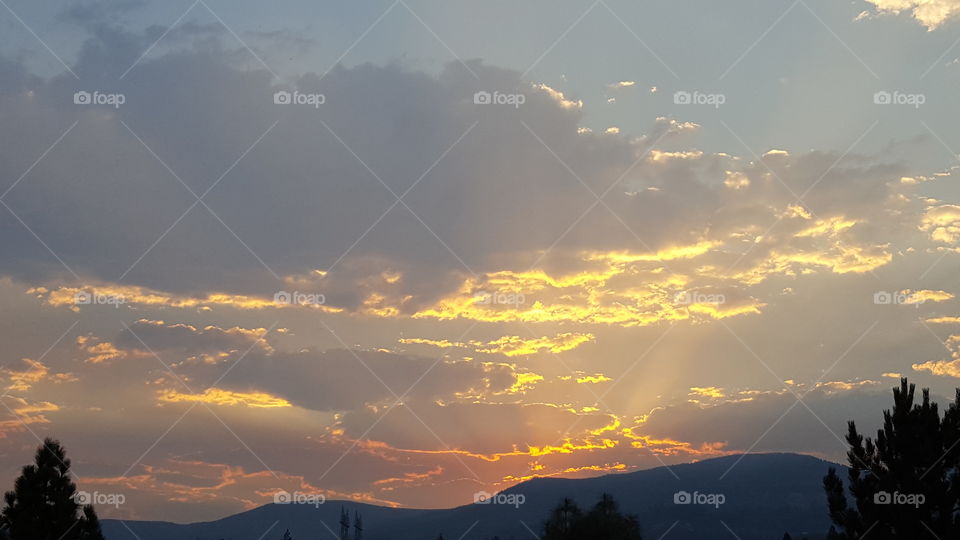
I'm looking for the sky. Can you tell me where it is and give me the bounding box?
[2,0,960,524]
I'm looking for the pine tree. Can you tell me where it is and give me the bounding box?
[78,505,103,540]
[353,510,362,540]
[280,530,293,540]
[823,378,960,538]
[0,438,104,540]
[339,506,349,540]
[542,498,581,540]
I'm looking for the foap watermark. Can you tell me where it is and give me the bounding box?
[673,90,725,108]
[74,90,125,108]
[274,490,325,507]
[873,90,925,109]
[673,490,725,508]
[874,491,924,508]
[474,90,526,108]
[274,290,326,306]
[474,491,525,508]
[674,290,726,305]
[273,90,326,108]
[74,491,125,508]
[873,291,922,306]
[74,290,125,308]
[474,290,525,307]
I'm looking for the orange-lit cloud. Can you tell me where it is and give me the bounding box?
[372,466,445,490]
[0,396,60,437]
[158,388,293,408]
[502,462,628,483]
[78,458,400,520]
[2,359,76,391]
[77,336,142,364]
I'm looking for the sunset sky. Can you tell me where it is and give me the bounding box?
[3,0,960,523]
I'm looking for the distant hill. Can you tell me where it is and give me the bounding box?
[102,452,842,539]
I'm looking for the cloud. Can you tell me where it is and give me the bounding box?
[114,319,272,355]
[688,386,726,401]
[90,319,528,411]
[913,334,960,376]
[0,396,60,438]
[534,83,582,109]
[1,358,76,391]
[0,15,956,521]
[638,381,891,454]
[77,319,270,365]
[30,284,338,313]
[337,400,617,457]
[76,457,394,522]
[77,338,132,364]
[901,289,953,303]
[860,0,960,29]
[399,331,594,356]
[921,204,960,245]
[158,388,292,408]
[0,26,926,334]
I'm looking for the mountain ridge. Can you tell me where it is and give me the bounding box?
[103,452,843,539]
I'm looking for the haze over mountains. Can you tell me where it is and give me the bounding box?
[102,453,841,540]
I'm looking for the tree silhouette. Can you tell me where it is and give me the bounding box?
[823,378,960,538]
[0,438,104,540]
[280,529,293,540]
[339,506,350,540]
[542,493,641,540]
[574,493,642,540]
[542,498,581,540]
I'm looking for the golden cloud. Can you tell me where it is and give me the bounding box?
[412,243,768,327]
[689,386,725,399]
[900,289,953,303]
[861,0,960,30]
[2,359,76,391]
[0,396,60,437]
[30,285,342,313]
[400,332,594,357]
[158,388,292,408]
[914,334,960,378]
[921,204,960,244]
[77,337,140,364]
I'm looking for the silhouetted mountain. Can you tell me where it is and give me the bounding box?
[102,453,840,540]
